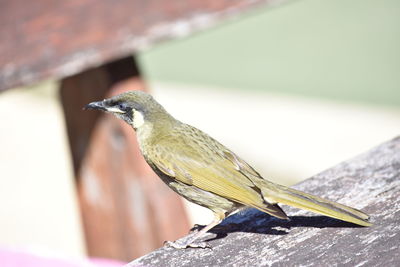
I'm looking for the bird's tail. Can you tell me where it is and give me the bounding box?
[255,180,371,226]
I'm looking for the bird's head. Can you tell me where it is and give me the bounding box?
[84,91,170,130]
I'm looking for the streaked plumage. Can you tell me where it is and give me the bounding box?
[85,91,371,249]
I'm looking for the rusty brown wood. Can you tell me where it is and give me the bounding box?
[60,57,190,260]
[0,0,271,91]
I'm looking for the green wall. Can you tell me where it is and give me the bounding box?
[139,0,400,106]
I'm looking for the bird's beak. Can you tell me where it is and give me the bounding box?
[84,101,126,114]
[84,101,107,111]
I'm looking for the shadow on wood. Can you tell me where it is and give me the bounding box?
[201,213,365,242]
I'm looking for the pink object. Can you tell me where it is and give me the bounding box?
[0,247,126,267]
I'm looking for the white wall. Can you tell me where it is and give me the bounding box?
[0,82,86,258]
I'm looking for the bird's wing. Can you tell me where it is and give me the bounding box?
[149,135,288,219]
[222,150,263,180]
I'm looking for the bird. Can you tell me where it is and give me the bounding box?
[84,90,371,249]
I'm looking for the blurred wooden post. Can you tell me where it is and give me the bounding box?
[60,56,190,260]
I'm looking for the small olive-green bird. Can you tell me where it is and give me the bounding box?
[85,91,371,249]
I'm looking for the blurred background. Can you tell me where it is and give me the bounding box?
[1,0,399,265]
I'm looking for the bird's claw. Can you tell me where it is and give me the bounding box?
[164,240,211,249]
[189,224,205,233]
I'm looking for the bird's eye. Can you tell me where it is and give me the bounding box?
[117,103,127,110]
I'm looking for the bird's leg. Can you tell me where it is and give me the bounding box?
[165,212,224,249]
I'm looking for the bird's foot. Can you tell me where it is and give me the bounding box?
[164,240,211,249]
[189,224,205,233]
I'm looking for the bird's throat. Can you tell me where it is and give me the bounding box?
[132,109,145,129]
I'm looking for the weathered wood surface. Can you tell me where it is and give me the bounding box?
[0,0,272,91]
[128,136,400,266]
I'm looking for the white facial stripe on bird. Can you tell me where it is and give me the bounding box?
[132,109,145,128]
[106,106,126,114]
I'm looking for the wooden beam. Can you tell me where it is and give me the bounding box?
[0,0,272,91]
